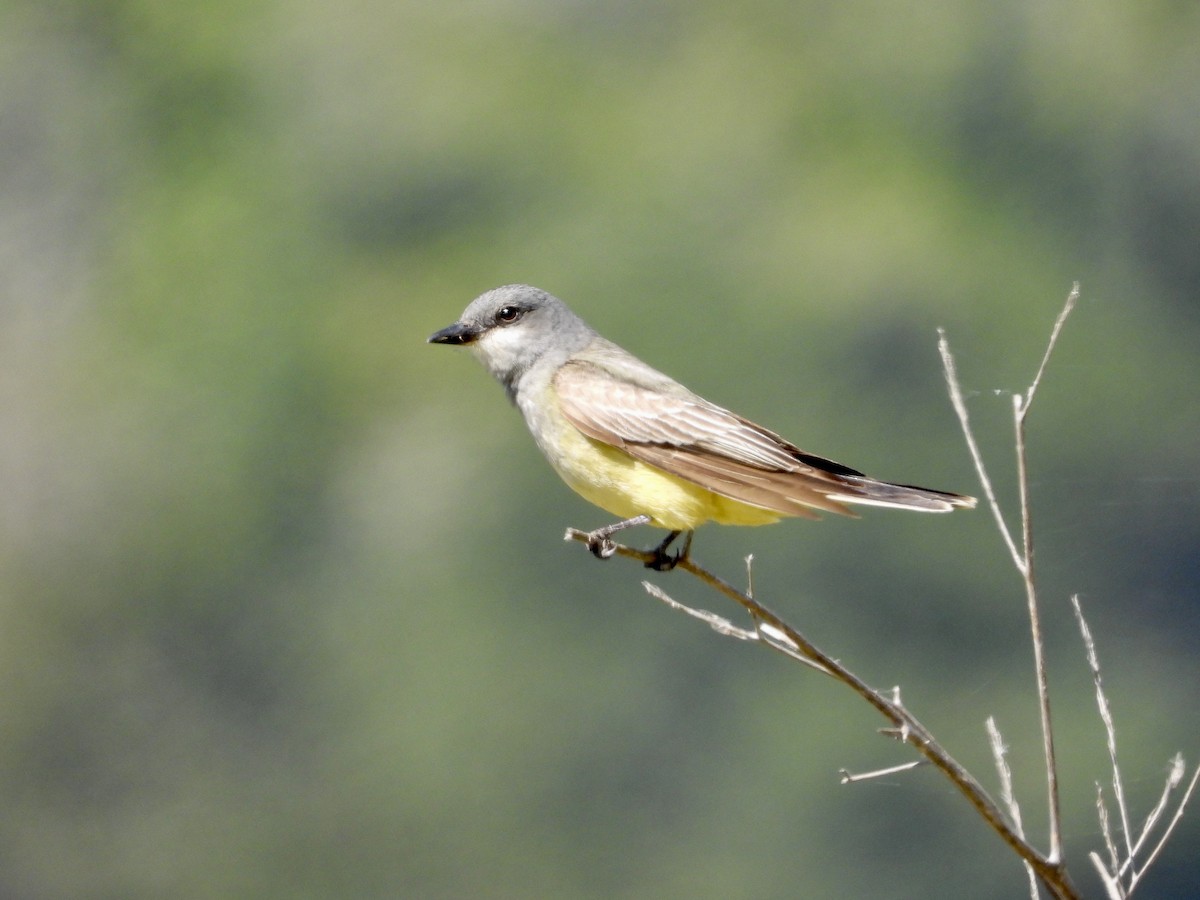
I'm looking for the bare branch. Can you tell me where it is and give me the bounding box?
[1129,761,1200,895]
[1020,282,1079,418]
[1075,593,1198,896]
[1127,754,1184,873]
[938,331,1022,569]
[943,285,1080,866]
[1096,783,1126,899]
[988,716,1040,900]
[1011,287,1081,865]
[986,717,1025,838]
[640,579,832,673]
[1090,849,1126,900]
[839,759,924,783]
[1072,595,1133,862]
[641,581,760,642]
[565,527,1080,900]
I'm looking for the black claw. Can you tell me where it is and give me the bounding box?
[580,515,651,562]
[643,530,690,571]
[577,517,693,568]
[588,536,616,559]
[645,548,682,571]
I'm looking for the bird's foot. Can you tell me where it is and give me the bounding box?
[645,530,693,571]
[583,515,651,561]
[586,533,617,559]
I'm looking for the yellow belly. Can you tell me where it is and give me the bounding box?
[549,426,781,531]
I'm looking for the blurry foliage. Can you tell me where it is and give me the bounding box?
[0,0,1197,897]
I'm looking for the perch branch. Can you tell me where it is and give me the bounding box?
[564,526,1079,899]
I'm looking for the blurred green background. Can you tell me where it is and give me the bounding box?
[1,1,1197,897]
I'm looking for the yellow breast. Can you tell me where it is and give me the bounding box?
[548,422,781,531]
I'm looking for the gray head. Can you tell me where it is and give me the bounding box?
[428,285,597,400]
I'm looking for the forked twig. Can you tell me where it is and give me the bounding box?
[1075,593,1200,896]
[941,283,1079,865]
[1135,762,1200,890]
[937,336,1021,568]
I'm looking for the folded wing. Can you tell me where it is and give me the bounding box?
[554,358,974,518]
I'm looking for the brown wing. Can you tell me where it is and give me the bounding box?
[553,358,974,517]
[553,359,866,517]
[627,444,846,519]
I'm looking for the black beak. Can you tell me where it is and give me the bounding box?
[427,322,481,345]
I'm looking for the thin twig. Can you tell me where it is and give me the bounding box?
[1021,283,1078,415]
[1096,783,1126,899]
[1015,287,1079,864]
[1016,389,1063,863]
[988,716,1039,900]
[1129,761,1200,894]
[937,331,1022,568]
[1075,595,1197,896]
[642,573,830,671]
[1072,595,1133,865]
[1125,754,1183,876]
[641,581,759,641]
[839,760,924,783]
[987,717,1025,839]
[1090,849,1125,900]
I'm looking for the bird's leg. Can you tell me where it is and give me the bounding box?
[646,529,693,572]
[584,514,652,559]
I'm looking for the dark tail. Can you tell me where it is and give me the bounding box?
[828,475,977,513]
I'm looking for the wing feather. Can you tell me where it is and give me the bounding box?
[555,360,801,468]
[554,358,975,517]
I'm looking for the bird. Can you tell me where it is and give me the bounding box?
[428,284,975,569]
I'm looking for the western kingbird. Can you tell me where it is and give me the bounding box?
[429,284,975,567]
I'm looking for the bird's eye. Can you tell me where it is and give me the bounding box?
[495,305,523,324]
